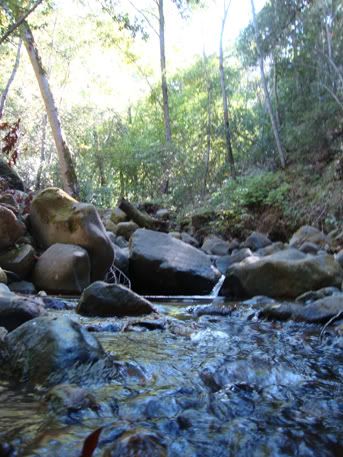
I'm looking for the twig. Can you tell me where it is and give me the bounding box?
[319,311,343,343]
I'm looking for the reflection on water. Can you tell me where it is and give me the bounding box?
[0,299,342,457]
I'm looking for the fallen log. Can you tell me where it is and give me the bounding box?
[118,198,168,232]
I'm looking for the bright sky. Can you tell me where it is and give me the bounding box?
[45,0,267,112]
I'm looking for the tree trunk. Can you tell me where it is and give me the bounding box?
[22,21,79,196]
[35,113,47,190]
[250,0,286,169]
[0,39,22,118]
[202,52,212,196]
[219,3,236,179]
[158,0,172,193]
[118,198,168,232]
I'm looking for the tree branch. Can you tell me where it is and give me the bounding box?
[0,0,44,46]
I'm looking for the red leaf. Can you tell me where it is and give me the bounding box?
[80,427,104,457]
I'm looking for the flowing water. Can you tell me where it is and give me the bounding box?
[0,298,342,457]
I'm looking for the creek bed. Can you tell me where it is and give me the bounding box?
[0,298,342,457]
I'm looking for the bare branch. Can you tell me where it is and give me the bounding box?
[0,0,44,46]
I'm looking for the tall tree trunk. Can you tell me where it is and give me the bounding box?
[0,39,22,118]
[21,21,79,196]
[219,2,236,179]
[202,52,212,196]
[35,113,47,190]
[93,131,106,186]
[158,0,172,193]
[250,0,286,169]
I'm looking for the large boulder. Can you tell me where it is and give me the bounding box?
[289,225,329,250]
[220,249,343,299]
[1,316,105,383]
[33,243,91,294]
[77,281,155,317]
[0,159,24,191]
[201,235,230,256]
[129,229,220,294]
[29,188,114,281]
[216,248,253,275]
[0,206,26,250]
[0,244,36,278]
[0,288,45,331]
[244,231,272,251]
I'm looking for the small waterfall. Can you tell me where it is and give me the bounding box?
[210,274,226,298]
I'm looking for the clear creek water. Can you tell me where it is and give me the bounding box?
[0,299,342,457]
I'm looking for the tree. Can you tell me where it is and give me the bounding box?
[250,0,286,169]
[22,21,79,196]
[219,0,236,179]
[0,38,21,118]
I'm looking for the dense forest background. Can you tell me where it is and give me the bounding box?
[0,0,342,237]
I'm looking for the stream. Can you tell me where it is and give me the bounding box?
[0,297,342,457]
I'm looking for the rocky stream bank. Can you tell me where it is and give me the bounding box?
[0,164,342,456]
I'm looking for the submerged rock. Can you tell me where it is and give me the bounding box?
[77,281,156,317]
[220,249,343,299]
[103,429,166,457]
[2,316,105,383]
[29,187,114,281]
[33,243,91,294]
[129,229,220,294]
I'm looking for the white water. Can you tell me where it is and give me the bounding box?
[209,274,226,297]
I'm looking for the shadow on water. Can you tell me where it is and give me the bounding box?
[0,296,342,457]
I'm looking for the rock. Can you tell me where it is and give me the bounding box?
[115,221,139,240]
[255,242,285,257]
[110,234,128,248]
[0,326,8,344]
[33,243,91,294]
[0,267,7,284]
[0,244,35,278]
[201,235,230,256]
[29,188,114,281]
[77,281,155,317]
[45,384,98,415]
[2,316,105,383]
[259,295,343,323]
[111,244,129,275]
[103,430,166,457]
[0,159,24,191]
[228,239,240,251]
[104,220,117,234]
[296,287,342,304]
[129,229,220,294]
[335,250,343,268]
[290,225,329,250]
[0,206,26,250]
[220,249,343,299]
[156,208,170,220]
[216,248,252,275]
[111,207,128,224]
[181,232,199,247]
[244,231,272,251]
[9,280,36,295]
[0,193,19,215]
[0,283,11,295]
[0,291,45,331]
[299,241,320,255]
[169,231,181,240]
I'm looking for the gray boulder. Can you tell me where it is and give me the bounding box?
[130,229,220,294]
[181,232,199,247]
[0,244,36,278]
[290,225,329,250]
[201,235,230,256]
[33,243,91,294]
[29,188,114,281]
[220,249,343,299]
[0,290,45,331]
[244,231,272,251]
[216,248,253,275]
[259,295,343,323]
[77,281,155,317]
[2,316,105,383]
